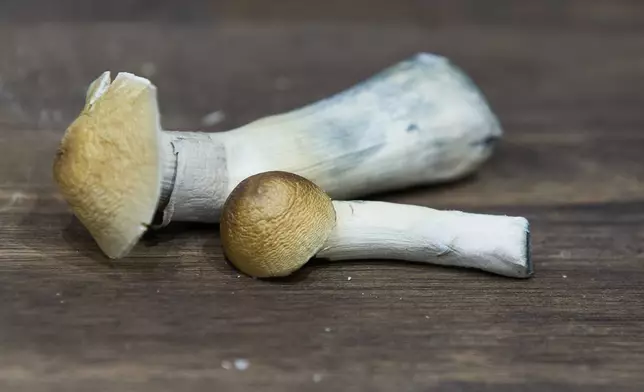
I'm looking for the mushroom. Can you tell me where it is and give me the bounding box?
[221,171,532,279]
[53,53,503,259]
[53,73,162,258]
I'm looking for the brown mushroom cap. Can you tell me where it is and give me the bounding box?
[53,72,162,258]
[220,171,337,278]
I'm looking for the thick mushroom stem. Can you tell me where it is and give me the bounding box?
[155,53,503,226]
[316,201,532,278]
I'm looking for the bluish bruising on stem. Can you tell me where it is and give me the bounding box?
[286,53,502,182]
[470,135,501,148]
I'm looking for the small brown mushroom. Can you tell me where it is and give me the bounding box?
[220,171,336,277]
[220,171,533,279]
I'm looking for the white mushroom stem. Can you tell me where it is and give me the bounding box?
[155,53,502,226]
[316,201,532,278]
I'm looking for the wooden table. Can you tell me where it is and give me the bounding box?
[1,1,643,390]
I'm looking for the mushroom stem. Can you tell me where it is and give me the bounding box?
[156,53,502,227]
[317,201,532,278]
[156,130,228,226]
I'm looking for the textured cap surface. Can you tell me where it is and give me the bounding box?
[53,72,162,258]
[220,171,337,277]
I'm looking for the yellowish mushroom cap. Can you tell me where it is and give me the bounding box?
[220,171,337,278]
[53,72,162,258]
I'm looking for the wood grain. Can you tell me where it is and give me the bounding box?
[1,1,643,391]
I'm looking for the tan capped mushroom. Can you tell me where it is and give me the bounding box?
[221,171,533,279]
[53,72,162,258]
[54,53,504,258]
[220,171,336,277]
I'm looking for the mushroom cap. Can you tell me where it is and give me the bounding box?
[220,171,337,278]
[53,72,162,258]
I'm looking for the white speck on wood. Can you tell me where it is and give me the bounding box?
[39,109,50,124]
[221,360,232,370]
[562,274,568,279]
[347,276,352,281]
[313,373,323,383]
[558,250,572,259]
[234,359,249,370]
[201,110,226,127]
[324,327,331,332]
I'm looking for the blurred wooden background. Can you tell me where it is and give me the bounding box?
[1,1,643,391]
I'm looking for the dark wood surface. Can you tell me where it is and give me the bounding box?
[1,1,643,391]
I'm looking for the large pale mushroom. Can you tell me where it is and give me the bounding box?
[53,53,504,258]
[221,171,532,279]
